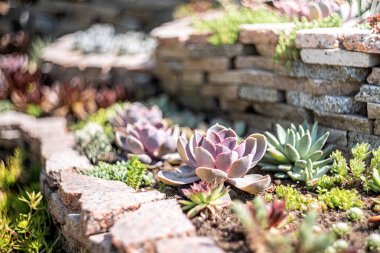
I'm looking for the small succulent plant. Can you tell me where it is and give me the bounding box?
[272,0,358,22]
[110,102,164,128]
[318,187,363,210]
[95,85,126,109]
[115,122,182,165]
[250,197,288,230]
[158,124,271,194]
[367,234,380,252]
[260,122,333,182]
[179,180,230,218]
[367,147,380,193]
[325,239,349,253]
[346,207,364,222]
[332,222,350,237]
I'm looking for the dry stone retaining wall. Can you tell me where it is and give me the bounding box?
[0,111,224,253]
[152,20,380,152]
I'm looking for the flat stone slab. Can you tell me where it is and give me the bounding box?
[367,67,380,85]
[156,237,225,253]
[355,85,380,104]
[300,48,380,67]
[235,56,275,71]
[183,57,230,71]
[81,189,165,236]
[0,111,34,130]
[341,29,380,54]
[111,199,195,253]
[319,126,348,147]
[296,28,342,49]
[240,23,294,45]
[252,102,312,123]
[314,112,372,134]
[375,120,380,136]
[239,86,285,103]
[187,44,243,58]
[287,91,365,114]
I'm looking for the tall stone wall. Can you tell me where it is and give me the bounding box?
[152,20,380,151]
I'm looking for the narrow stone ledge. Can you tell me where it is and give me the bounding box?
[314,112,372,134]
[81,190,165,236]
[111,199,195,253]
[187,44,243,58]
[367,67,380,85]
[355,84,380,104]
[239,86,285,103]
[300,48,380,67]
[240,23,294,45]
[368,103,380,119]
[44,149,91,187]
[182,57,229,71]
[295,28,342,49]
[348,131,380,149]
[235,56,275,71]
[253,102,312,123]
[59,172,135,211]
[156,237,225,253]
[287,91,365,114]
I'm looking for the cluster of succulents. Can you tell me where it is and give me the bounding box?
[260,122,333,182]
[73,24,156,55]
[158,124,271,194]
[179,180,230,218]
[272,0,358,22]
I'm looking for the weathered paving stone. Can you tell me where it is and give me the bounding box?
[300,48,380,67]
[276,62,370,82]
[287,91,365,114]
[201,85,238,100]
[341,29,380,54]
[295,28,341,49]
[59,172,135,211]
[368,103,380,119]
[239,86,285,103]
[240,23,294,45]
[253,102,312,123]
[367,67,380,85]
[314,112,372,134]
[355,85,380,104]
[111,199,195,253]
[156,237,225,253]
[348,131,380,149]
[44,149,91,186]
[187,44,243,58]
[183,57,230,71]
[88,233,115,253]
[319,126,348,147]
[81,189,165,236]
[235,56,275,71]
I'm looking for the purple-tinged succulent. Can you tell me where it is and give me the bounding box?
[115,122,182,165]
[158,124,271,194]
[110,102,164,128]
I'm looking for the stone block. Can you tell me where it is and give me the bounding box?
[188,44,243,58]
[319,126,348,147]
[375,120,380,136]
[368,103,380,119]
[287,91,365,114]
[48,192,70,225]
[235,56,275,71]
[314,112,372,134]
[255,44,277,57]
[183,57,230,71]
[81,190,165,235]
[239,86,285,103]
[367,67,380,85]
[348,131,380,149]
[355,85,380,104]
[295,28,341,49]
[62,214,88,246]
[201,85,238,100]
[229,113,273,131]
[253,102,312,123]
[111,199,195,253]
[300,48,380,67]
[180,71,204,84]
[88,233,114,253]
[156,237,225,253]
[240,23,294,45]
[219,99,251,112]
[341,29,380,54]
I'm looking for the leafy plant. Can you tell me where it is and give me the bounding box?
[318,187,363,210]
[260,122,333,182]
[275,185,325,211]
[75,123,113,163]
[158,123,271,194]
[81,157,153,190]
[179,180,230,218]
[274,14,342,64]
[193,7,287,46]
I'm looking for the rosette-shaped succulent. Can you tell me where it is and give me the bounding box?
[115,122,182,165]
[110,102,164,128]
[260,122,333,182]
[158,124,271,194]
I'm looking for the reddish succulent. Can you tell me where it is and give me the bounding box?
[368,14,380,34]
[247,198,287,229]
[95,85,126,109]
